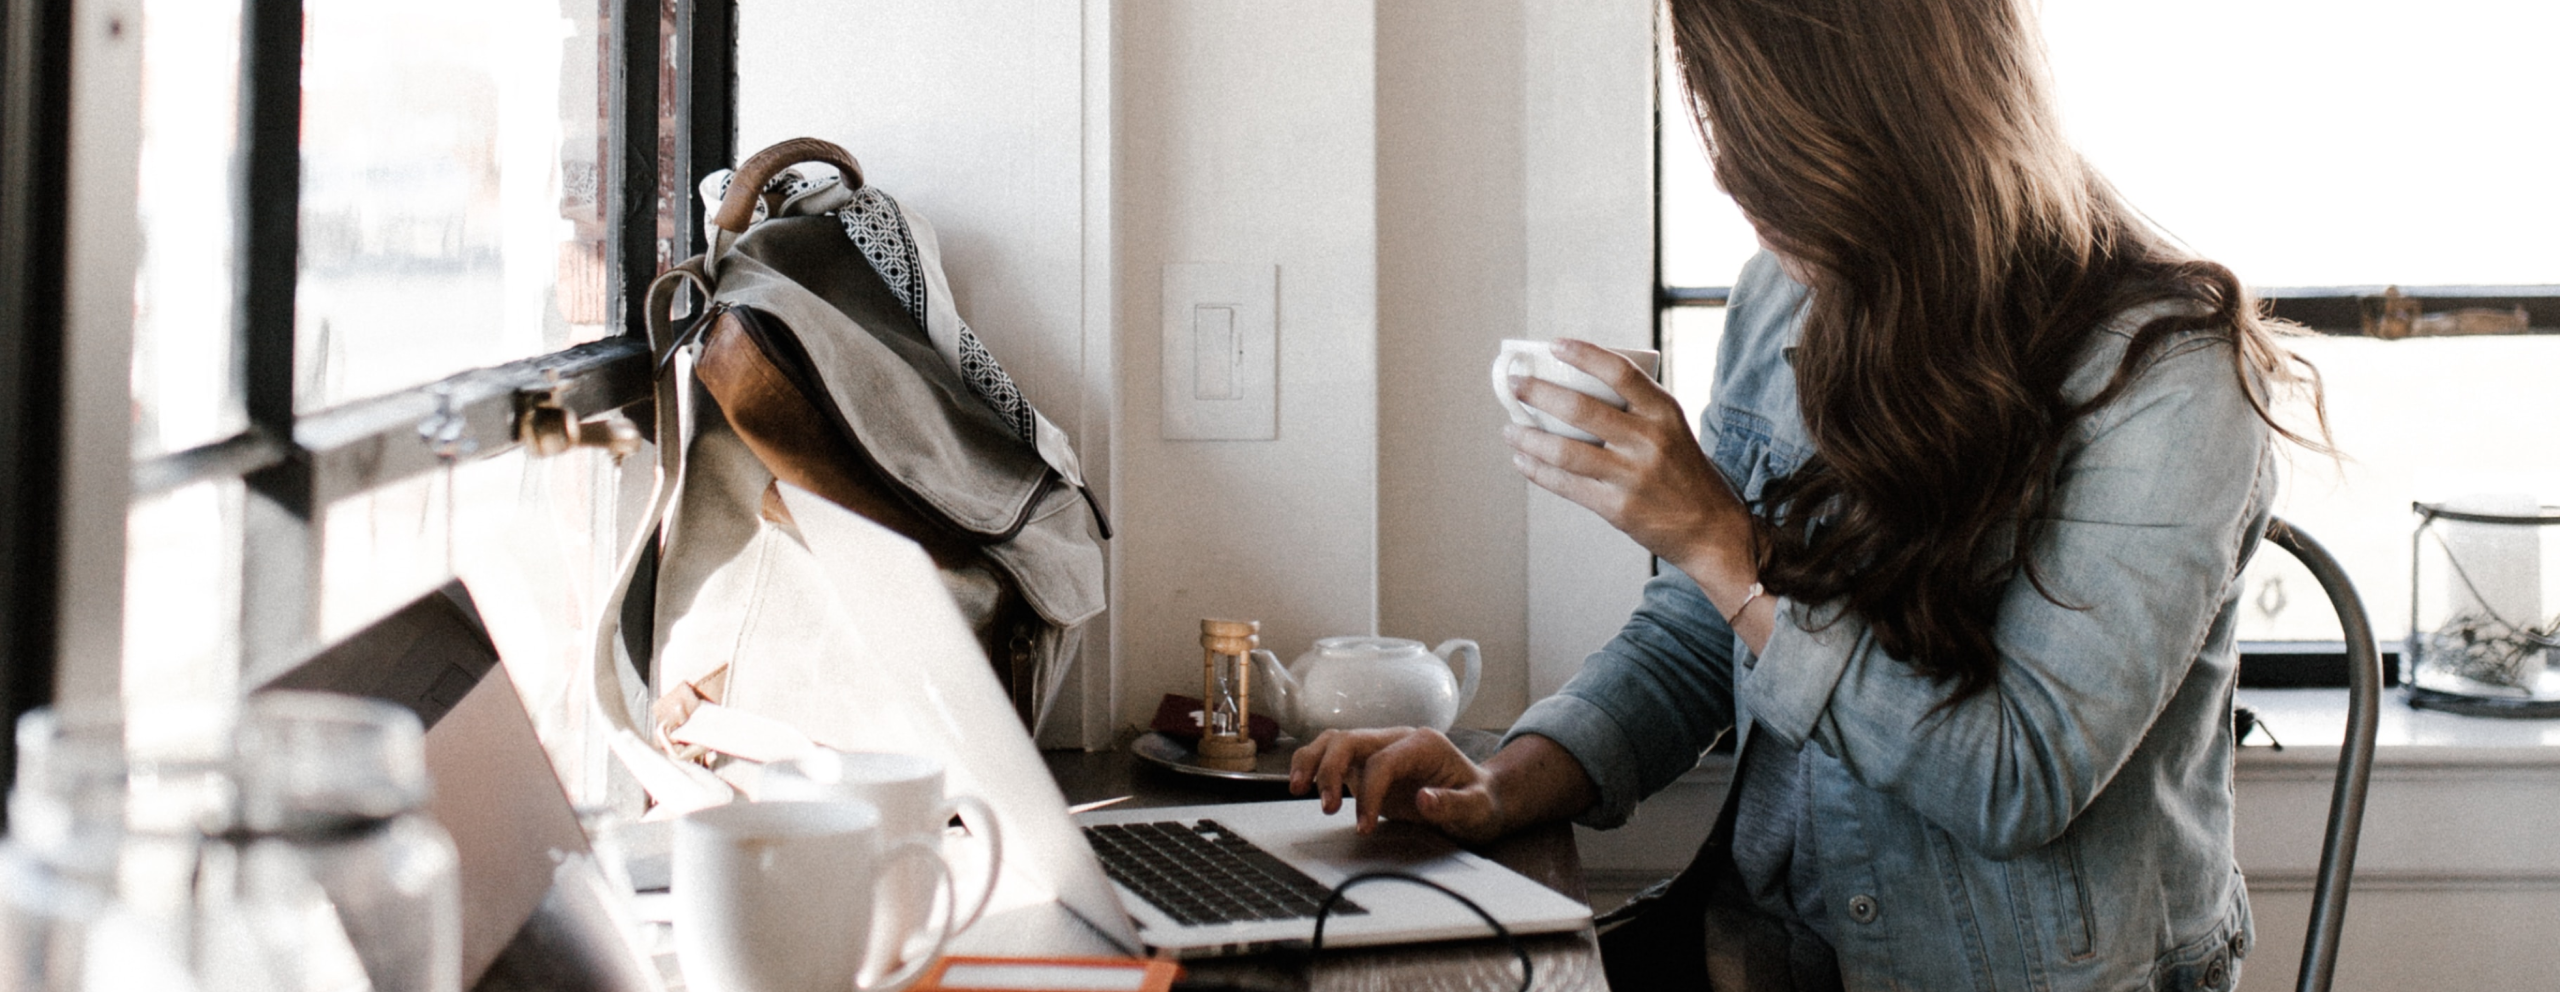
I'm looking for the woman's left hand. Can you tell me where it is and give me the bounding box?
[1505,340,1761,610]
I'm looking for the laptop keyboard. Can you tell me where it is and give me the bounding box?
[1083,819,1368,926]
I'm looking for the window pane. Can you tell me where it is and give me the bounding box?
[1656,38,1758,289]
[1660,305,1726,431]
[317,444,647,802]
[2042,0,2560,287]
[124,479,245,705]
[1660,3,2560,289]
[2239,335,2560,641]
[131,0,245,458]
[454,445,652,804]
[295,0,612,412]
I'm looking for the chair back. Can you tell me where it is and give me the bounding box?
[2261,518,2382,992]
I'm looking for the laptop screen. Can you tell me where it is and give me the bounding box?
[259,582,643,989]
[773,483,1142,954]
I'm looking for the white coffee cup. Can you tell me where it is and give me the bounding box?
[758,750,1004,942]
[1490,339,1663,443]
[674,799,951,992]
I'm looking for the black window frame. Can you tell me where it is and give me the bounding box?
[0,0,78,802]
[0,0,738,809]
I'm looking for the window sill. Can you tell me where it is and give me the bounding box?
[2237,686,2560,763]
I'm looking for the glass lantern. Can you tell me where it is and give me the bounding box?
[2406,498,2560,716]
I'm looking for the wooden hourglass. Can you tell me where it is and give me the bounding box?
[1197,619,1260,771]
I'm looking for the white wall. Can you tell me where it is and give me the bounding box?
[736,3,1087,433]
[738,0,1658,739]
[1375,0,1533,726]
[57,0,141,704]
[1111,1,1385,730]
[1518,0,1658,700]
[1373,0,1658,724]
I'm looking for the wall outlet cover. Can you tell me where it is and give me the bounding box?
[1160,263,1277,441]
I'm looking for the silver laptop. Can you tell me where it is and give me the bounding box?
[262,582,661,991]
[775,484,1591,958]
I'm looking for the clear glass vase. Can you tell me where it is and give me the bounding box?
[0,703,207,992]
[2407,498,2560,717]
[196,692,459,992]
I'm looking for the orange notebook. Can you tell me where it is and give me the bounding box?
[915,955,1183,992]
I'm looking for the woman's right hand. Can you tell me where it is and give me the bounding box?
[1288,728,1507,843]
[1288,729,1597,846]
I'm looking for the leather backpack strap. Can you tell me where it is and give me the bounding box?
[586,259,735,811]
[703,138,864,281]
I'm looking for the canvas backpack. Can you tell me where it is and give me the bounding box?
[589,138,1107,799]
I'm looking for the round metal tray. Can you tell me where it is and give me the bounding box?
[1127,727,1503,782]
[1129,731,1302,783]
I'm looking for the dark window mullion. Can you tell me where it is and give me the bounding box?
[681,0,736,259]
[1655,284,2560,334]
[1659,286,1729,308]
[611,0,663,341]
[0,0,76,823]
[2261,288,2560,335]
[236,0,316,679]
[237,0,301,453]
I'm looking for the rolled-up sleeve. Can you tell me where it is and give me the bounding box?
[1505,566,1741,828]
[1738,332,2272,858]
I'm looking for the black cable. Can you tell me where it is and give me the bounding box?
[1307,870,1533,992]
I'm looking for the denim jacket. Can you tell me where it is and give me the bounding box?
[1507,252,2273,992]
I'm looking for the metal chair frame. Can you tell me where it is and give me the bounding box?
[2261,518,2382,992]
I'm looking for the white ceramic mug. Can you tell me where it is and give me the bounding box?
[673,799,952,992]
[757,750,1004,943]
[1490,339,1663,443]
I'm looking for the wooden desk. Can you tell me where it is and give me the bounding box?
[1042,732,1608,992]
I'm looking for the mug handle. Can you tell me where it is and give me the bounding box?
[1489,348,1538,428]
[938,794,1005,933]
[853,838,954,992]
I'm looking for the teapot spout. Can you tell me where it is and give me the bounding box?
[1247,649,1301,738]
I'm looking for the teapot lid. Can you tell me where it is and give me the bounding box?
[1311,635,1426,653]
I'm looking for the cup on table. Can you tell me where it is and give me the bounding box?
[673,799,952,992]
[758,750,1004,943]
[1490,339,1663,443]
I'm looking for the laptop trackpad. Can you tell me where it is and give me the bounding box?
[1286,821,1462,872]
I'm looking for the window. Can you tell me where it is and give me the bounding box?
[9,0,740,806]
[1655,2,2560,655]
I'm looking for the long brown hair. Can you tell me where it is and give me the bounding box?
[1667,0,2325,701]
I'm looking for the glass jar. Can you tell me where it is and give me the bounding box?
[0,703,207,992]
[196,693,459,992]
[2406,498,2560,716]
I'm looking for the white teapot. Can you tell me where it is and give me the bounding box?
[1250,636,1482,737]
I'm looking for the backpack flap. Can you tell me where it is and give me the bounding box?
[702,220,1102,628]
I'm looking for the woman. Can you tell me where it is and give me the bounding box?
[1291,0,2323,989]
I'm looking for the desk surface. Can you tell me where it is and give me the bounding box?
[1043,731,1608,992]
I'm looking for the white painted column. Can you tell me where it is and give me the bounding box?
[1520,0,1659,702]
[57,0,142,704]
[1109,0,1383,731]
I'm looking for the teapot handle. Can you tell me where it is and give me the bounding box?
[1432,639,1481,721]
[1247,649,1293,735]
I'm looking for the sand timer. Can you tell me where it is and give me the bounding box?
[1198,619,1260,771]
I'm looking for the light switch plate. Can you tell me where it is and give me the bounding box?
[1161,263,1277,440]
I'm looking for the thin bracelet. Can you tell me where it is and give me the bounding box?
[1725,581,1765,626]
